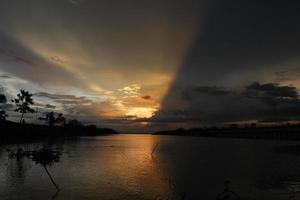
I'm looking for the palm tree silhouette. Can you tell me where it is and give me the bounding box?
[12,90,35,123]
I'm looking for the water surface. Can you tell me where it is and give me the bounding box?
[1,134,300,200]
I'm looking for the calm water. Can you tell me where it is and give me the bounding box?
[1,134,300,200]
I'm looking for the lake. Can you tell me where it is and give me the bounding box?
[1,134,300,200]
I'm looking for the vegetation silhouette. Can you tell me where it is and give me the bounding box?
[12,90,35,123]
[0,94,6,103]
[0,109,7,121]
[0,87,7,121]
[0,88,117,144]
[56,113,66,127]
[68,119,83,127]
[0,94,7,121]
[39,111,55,126]
[39,112,66,127]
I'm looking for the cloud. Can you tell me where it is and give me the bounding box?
[35,92,94,105]
[45,104,56,109]
[51,56,68,65]
[0,75,12,79]
[13,56,36,66]
[1,103,14,111]
[34,91,124,119]
[0,46,40,69]
[182,86,232,100]
[118,84,141,96]
[243,82,299,106]
[1,0,298,132]
[152,82,300,127]
[141,95,152,100]
[122,96,157,108]
[274,69,300,82]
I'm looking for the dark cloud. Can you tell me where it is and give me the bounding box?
[121,96,157,108]
[35,92,93,105]
[153,82,300,126]
[182,86,231,101]
[243,82,299,106]
[141,95,152,100]
[145,109,192,123]
[36,92,81,100]
[245,82,298,99]
[14,56,36,66]
[0,75,12,79]
[45,104,56,109]
[152,0,300,129]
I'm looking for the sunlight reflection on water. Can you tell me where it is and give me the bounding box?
[1,134,300,200]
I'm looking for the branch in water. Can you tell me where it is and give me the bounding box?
[43,165,60,192]
[151,143,159,155]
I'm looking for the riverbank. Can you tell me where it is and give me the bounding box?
[0,121,118,144]
[154,125,300,140]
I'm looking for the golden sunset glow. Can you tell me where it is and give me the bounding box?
[0,0,299,132]
[126,107,158,119]
[8,28,195,121]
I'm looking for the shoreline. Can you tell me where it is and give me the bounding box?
[154,125,300,141]
[0,121,118,144]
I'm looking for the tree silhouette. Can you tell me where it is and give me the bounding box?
[41,112,66,126]
[46,112,56,126]
[0,94,6,103]
[68,119,82,127]
[12,90,35,123]
[0,90,7,121]
[56,113,66,127]
[0,109,7,121]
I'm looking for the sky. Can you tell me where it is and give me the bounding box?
[0,0,299,132]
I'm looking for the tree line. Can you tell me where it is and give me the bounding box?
[0,88,82,127]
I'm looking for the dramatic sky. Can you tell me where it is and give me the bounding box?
[0,0,299,132]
